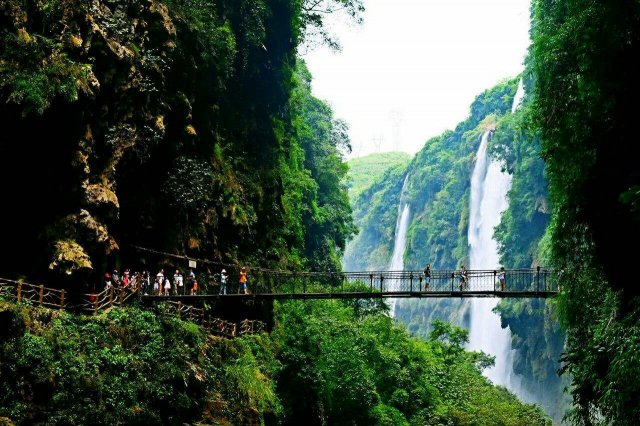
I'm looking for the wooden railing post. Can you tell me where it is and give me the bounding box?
[94,294,99,315]
[109,287,114,307]
[60,290,65,310]
[119,288,124,305]
[39,285,44,306]
[16,280,22,302]
[177,301,182,319]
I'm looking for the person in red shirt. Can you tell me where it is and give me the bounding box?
[238,267,248,294]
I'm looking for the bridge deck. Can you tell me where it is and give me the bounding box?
[144,290,557,301]
[142,268,560,300]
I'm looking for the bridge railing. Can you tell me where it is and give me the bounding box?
[194,268,559,296]
[0,278,66,308]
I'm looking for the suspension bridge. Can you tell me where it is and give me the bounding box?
[143,268,559,301]
[0,268,558,337]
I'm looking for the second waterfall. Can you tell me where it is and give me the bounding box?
[388,174,411,316]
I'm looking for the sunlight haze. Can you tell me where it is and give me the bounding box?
[304,0,531,157]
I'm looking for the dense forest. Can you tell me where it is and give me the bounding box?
[529,1,640,424]
[1,0,639,424]
[0,297,551,425]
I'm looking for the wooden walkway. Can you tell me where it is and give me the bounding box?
[0,277,265,338]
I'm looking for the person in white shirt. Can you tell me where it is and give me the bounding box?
[219,269,228,295]
[173,270,184,295]
[498,267,506,291]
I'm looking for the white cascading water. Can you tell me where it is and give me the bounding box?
[511,79,525,114]
[388,174,411,316]
[466,130,516,388]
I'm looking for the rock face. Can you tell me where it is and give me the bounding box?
[1,0,178,278]
[0,0,300,282]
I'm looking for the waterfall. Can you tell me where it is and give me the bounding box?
[511,79,525,113]
[388,174,411,316]
[466,130,516,389]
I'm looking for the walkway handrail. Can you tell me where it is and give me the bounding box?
[0,278,66,309]
[0,276,265,339]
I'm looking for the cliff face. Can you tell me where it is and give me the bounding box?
[0,0,352,283]
[1,0,179,277]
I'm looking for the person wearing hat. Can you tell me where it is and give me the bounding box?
[219,269,228,295]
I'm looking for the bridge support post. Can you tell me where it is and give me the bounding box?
[419,276,423,292]
[451,273,454,292]
[410,273,413,292]
[370,274,373,293]
[536,266,541,293]
[380,275,384,293]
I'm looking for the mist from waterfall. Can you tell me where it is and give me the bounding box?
[388,175,411,316]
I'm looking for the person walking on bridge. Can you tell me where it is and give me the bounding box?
[498,267,506,291]
[156,269,164,296]
[238,267,248,294]
[173,269,183,295]
[423,264,431,291]
[458,265,468,290]
[219,269,228,295]
[164,276,171,296]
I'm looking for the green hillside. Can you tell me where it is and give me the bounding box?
[346,152,411,199]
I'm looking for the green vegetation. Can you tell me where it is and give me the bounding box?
[343,160,408,270]
[346,152,411,199]
[529,1,640,424]
[0,0,357,283]
[345,77,570,421]
[486,86,569,422]
[0,300,279,424]
[0,298,550,425]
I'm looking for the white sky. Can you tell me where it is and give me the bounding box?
[303,0,531,157]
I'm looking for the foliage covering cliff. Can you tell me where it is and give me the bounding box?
[529,1,640,424]
[0,298,551,425]
[0,0,356,283]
